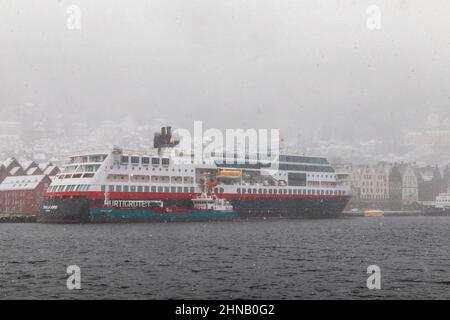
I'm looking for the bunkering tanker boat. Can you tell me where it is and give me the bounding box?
[38,126,352,223]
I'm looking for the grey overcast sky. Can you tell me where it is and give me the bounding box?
[1,0,450,141]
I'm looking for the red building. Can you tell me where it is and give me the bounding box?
[0,175,51,216]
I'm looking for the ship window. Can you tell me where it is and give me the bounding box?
[220,188,224,193]
[164,187,169,192]
[171,187,176,193]
[131,157,140,165]
[184,187,189,193]
[268,189,272,194]
[129,186,135,192]
[116,185,122,192]
[237,188,241,193]
[144,186,150,192]
[214,188,218,193]
[152,157,160,165]
[121,156,129,164]
[162,158,170,166]
[284,189,288,194]
[177,187,183,193]
[142,157,150,165]
[190,187,195,193]
[242,189,246,194]
[137,186,143,192]
[158,186,163,192]
[101,185,106,192]
[108,185,114,192]
[289,189,292,194]
[258,189,262,194]
[123,185,129,192]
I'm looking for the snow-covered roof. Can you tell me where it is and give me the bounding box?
[43,165,58,175]
[0,175,47,191]
[38,162,50,171]
[9,166,22,175]
[27,167,42,175]
[1,157,16,168]
[20,160,34,170]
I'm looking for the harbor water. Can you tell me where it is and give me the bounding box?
[0,216,449,299]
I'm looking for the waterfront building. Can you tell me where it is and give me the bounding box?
[415,166,444,202]
[350,164,390,208]
[0,175,51,216]
[389,164,419,209]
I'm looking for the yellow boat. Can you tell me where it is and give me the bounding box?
[364,210,384,217]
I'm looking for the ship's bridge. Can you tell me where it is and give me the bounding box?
[66,153,108,165]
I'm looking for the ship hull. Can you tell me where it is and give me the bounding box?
[38,193,351,223]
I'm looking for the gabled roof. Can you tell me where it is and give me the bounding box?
[1,157,19,170]
[38,162,50,171]
[43,165,59,176]
[27,166,43,176]
[9,166,24,176]
[20,160,37,172]
[0,175,48,191]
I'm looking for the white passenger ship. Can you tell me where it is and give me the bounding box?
[38,127,352,223]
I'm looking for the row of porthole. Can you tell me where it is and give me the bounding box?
[110,166,194,173]
[237,188,346,196]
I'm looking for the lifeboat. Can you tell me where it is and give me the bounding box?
[217,170,241,178]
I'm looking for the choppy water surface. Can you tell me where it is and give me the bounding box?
[0,216,449,299]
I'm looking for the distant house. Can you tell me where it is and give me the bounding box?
[0,164,8,183]
[389,165,403,210]
[442,165,450,194]
[20,160,38,173]
[389,164,419,209]
[350,164,390,208]
[9,166,25,176]
[27,166,44,176]
[1,157,21,172]
[43,165,60,176]
[0,175,51,215]
[415,166,444,202]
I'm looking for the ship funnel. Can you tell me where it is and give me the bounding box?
[154,126,180,149]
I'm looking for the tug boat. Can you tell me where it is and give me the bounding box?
[88,191,237,222]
